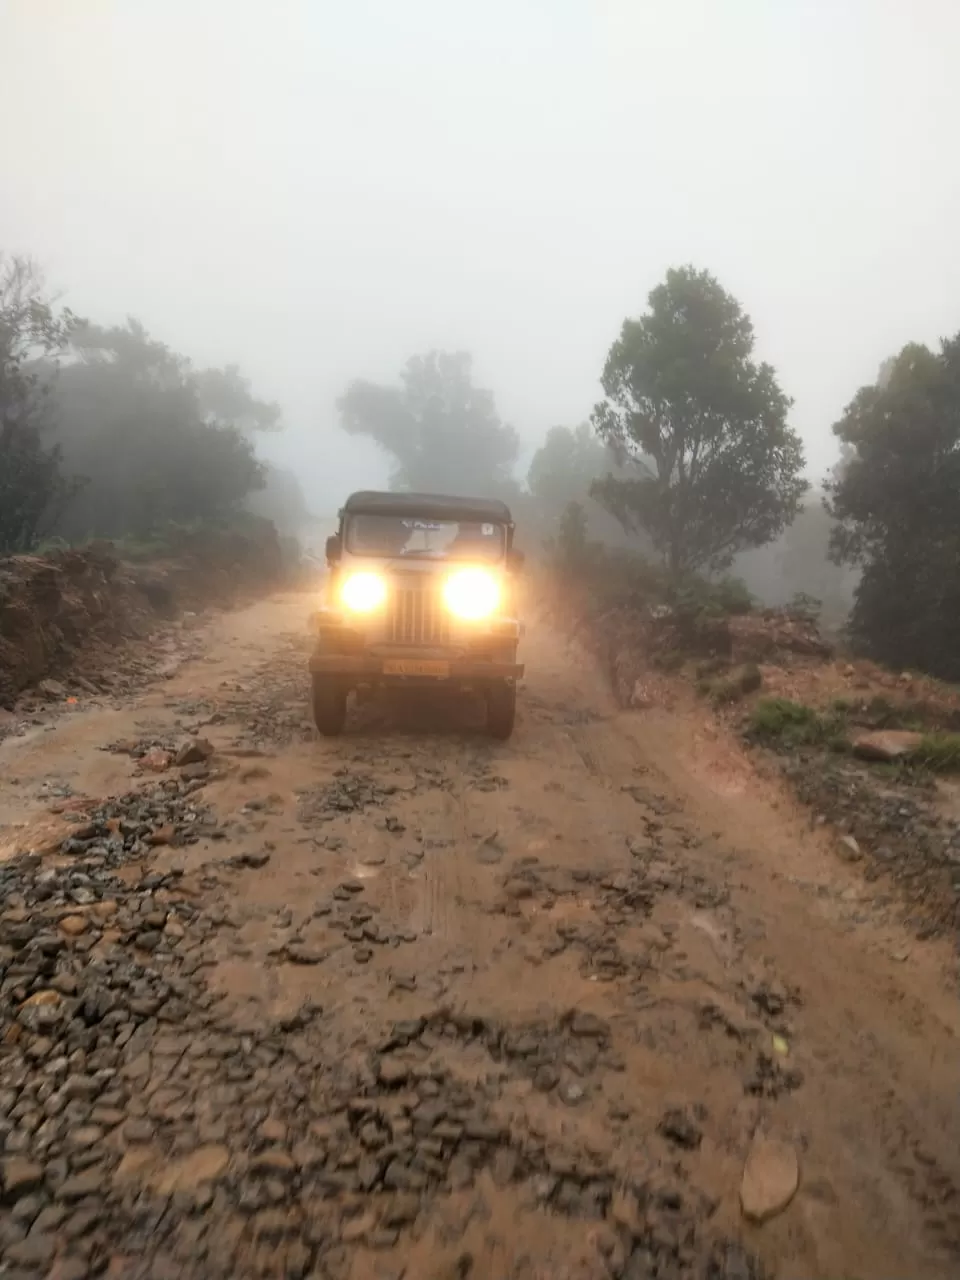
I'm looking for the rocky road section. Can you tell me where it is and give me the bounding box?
[0,519,286,712]
[2,596,960,1279]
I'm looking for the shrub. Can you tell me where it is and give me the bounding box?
[748,697,846,749]
[709,664,763,705]
[913,734,960,772]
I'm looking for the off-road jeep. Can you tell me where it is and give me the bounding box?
[309,491,524,739]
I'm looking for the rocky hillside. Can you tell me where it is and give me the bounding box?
[0,522,288,709]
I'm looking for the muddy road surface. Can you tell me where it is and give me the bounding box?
[2,594,959,1280]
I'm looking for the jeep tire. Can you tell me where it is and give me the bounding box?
[486,680,517,740]
[312,675,347,737]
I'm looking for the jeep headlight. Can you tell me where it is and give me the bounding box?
[443,568,501,620]
[339,572,387,613]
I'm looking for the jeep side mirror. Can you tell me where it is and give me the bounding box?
[507,548,524,572]
[325,534,342,564]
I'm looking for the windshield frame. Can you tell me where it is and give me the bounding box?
[343,513,507,562]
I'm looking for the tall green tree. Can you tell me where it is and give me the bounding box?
[0,255,79,553]
[828,337,960,678]
[590,266,807,577]
[50,320,266,541]
[338,351,520,496]
[193,364,282,436]
[526,422,653,553]
[527,424,611,515]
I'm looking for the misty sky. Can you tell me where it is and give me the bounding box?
[2,0,958,511]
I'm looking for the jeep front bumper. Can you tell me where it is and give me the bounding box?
[308,652,524,681]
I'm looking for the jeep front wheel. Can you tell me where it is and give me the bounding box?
[312,675,347,737]
[486,680,517,740]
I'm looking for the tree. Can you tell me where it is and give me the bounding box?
[337,351,520,496]
[527,424,611,513]
[828,337,960,678]
[590,266,807,577]
[555,499,590,565]
[193,364,282,435]
[49,320,265,542]
[526,424,609,549]
[0,255,78,553]
[525,422,654,553]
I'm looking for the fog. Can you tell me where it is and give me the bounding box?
[2,0,959,522]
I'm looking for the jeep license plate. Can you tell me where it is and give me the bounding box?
[383,659,450,678]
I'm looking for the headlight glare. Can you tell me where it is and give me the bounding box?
[339,572,387,613]
[443,568,501,620]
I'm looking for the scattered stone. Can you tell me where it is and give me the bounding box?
[377,1059,410,1086]
[502,878,534,901]
[142,747,174,773]
[838,834,863,863]
[147,824,176,846]
[229,851,271,869]
[533,1064,560,1092]
[258,1117,287,1145]
[123,1119,155,1144]
[175,737,215,767]
[630,680,653,709]
[567,1011,609,1039]
[658,1106,704,1150]
[740,1134,800,1223]
[476,832,506,864]
[285,943,327,966]
[1,1157,45,1200]
[57,1169,105,1202]
[340,1211,377,1242]
[851,731,924,763]
[558,1080,586,1106]
[58,914,89,937]
[154,1145,230,1194]
[44,1257,90,1280]
[250,1150,296,1179]
[5,1234,58,1266]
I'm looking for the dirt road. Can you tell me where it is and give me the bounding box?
[2,594,959,1279]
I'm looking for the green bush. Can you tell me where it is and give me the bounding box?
[668,574,753,622]
[712,576,755,616]
[748,697,846,749]
[913,733,960,772]
[787,591,822,622]
[709,664,763,705]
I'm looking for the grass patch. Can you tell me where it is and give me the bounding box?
[912,733,960,772]
[710,663,763,705]
[748,697,848,751]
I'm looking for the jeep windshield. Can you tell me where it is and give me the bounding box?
[345,514,505,561]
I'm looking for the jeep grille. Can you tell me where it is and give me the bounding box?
[387,578,451,645]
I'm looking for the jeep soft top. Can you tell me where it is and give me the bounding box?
[342,491,513,525]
